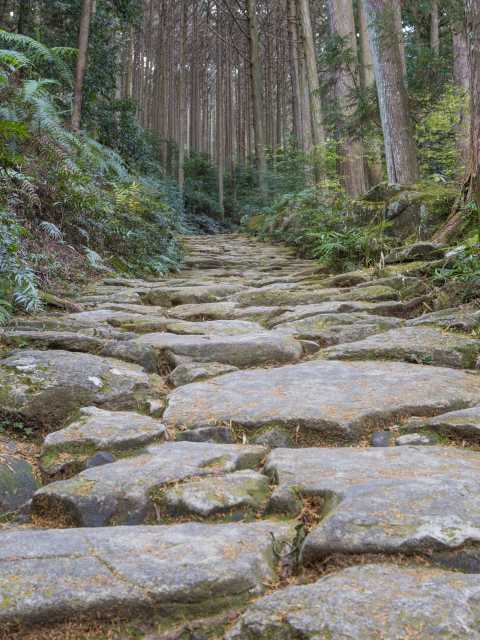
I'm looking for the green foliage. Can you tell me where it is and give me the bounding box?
[432,243,480,303]
[245,182,394,272]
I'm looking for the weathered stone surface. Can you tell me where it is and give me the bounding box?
[227,564,480,640]
[32,441,267,526]
[166,301,239,321]
[106,332,303,370]
[142,284,245,307]
[370,431,394,447]
[1,331,106,354]
[164,360,480,442]
[40,407,166,476]
[415,405,480,441]
[0,350,152,430]
[64,309,147,326]
[323,326,480,368]
[385,241,446,264]
[159,470,270,518]
[0,521,292,628]
[264,446,480,558]
[169,361,238,387]
[395,432,438,446]
[406,305,480,332]
[273,312,402,345]
[0,455,38,514]
[163,319,264,335]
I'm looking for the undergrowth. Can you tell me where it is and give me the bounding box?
[0,30,186,323]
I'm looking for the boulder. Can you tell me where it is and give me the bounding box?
[0,521,292,629]
[322,326,480,368]
[40,407,166,477]
[0,455,38,515]
[227,564,480,640]
[159,470,270,519]
[163,360,480,443]
[406,305,480,333]
[0,350,152,431]
[32,441,267,527]
[264,446,480,559]
[385,242,446,264]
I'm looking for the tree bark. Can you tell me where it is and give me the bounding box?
[177,0,187,191]
[71,0,94,132]
[453,20,470,176]
[297,0,325,153]
[430,0,440,54]
[465,0,480,207]
[246,0,267,196]
[363,0,419,185]
[328,0,368,196]
[287,0,304,148]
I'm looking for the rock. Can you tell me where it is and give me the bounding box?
[226,564,480,640]
[63,309,147,326]
[105,332,303,370]
[169,362,239,387]
[251,427,293,448]
[1,331,107,354]
[395,432,438,446]
[273,312,402,346]
[264,446,480,559]
[159,470,270,519]
[40,407,166,477]
[163,319,265,335]
[0,455,38,515]
[85,452,115,469]
[0,521,292,629]
[176,427,235,444]
[421,405,480,441]
[370,431,394,447]
[406,305,480,333]
[0,350,152,431]
[167,302,239,321]
[385,241,446,264]
[142,284,245,307]
[323,326,480,368]
[163,360,480,443]
[32,441,267,527]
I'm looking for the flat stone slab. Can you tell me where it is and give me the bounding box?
[323,326,480,368]
[1,331,106,354]
[163,360,480,442]
[407,305,480,332]
[265,446,480,559]
[0,521,292,629]
[167,301,239,320]
[105,332,303,370]
[32,441,267,526]
[227,564,480,640]
[142,284,245,307]
[0,455,38,515]
[414,405,480,441]
[40,407,166,477]
[385,241,446,263]
[162,319,265,335]
[273,312,402,345]
[0,350,152,431]
[169,361,239,387]
[159,469,270,519]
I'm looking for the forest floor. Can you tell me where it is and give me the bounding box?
[2,234,480,639]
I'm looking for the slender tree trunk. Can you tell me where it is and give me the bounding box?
[328,0,368,196]
[287,0,304,147]
[465,0,480,207]
[246,0,267,196]
[393,2,407,81]
[297,0,325,156]
[363,0,419,185]
[453,21,470,176]
[71,0,94,132]
[178,0,187,191]
[431,0,440,54]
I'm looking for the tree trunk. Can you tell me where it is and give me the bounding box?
[453,20,470,176]
[430,0,440,54]
[297,0,325,157]
[328,0,368,196]
[177,0,187,191]
[71,0,94,132]
[363,0,419,185]
[246,0,267,196]
[465,0,480,207]
[287,0,304,148]
[393,2,407,81]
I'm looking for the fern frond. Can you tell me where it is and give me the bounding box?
[0,49,30,70]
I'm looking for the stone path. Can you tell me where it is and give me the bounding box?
[1,234,480,639]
